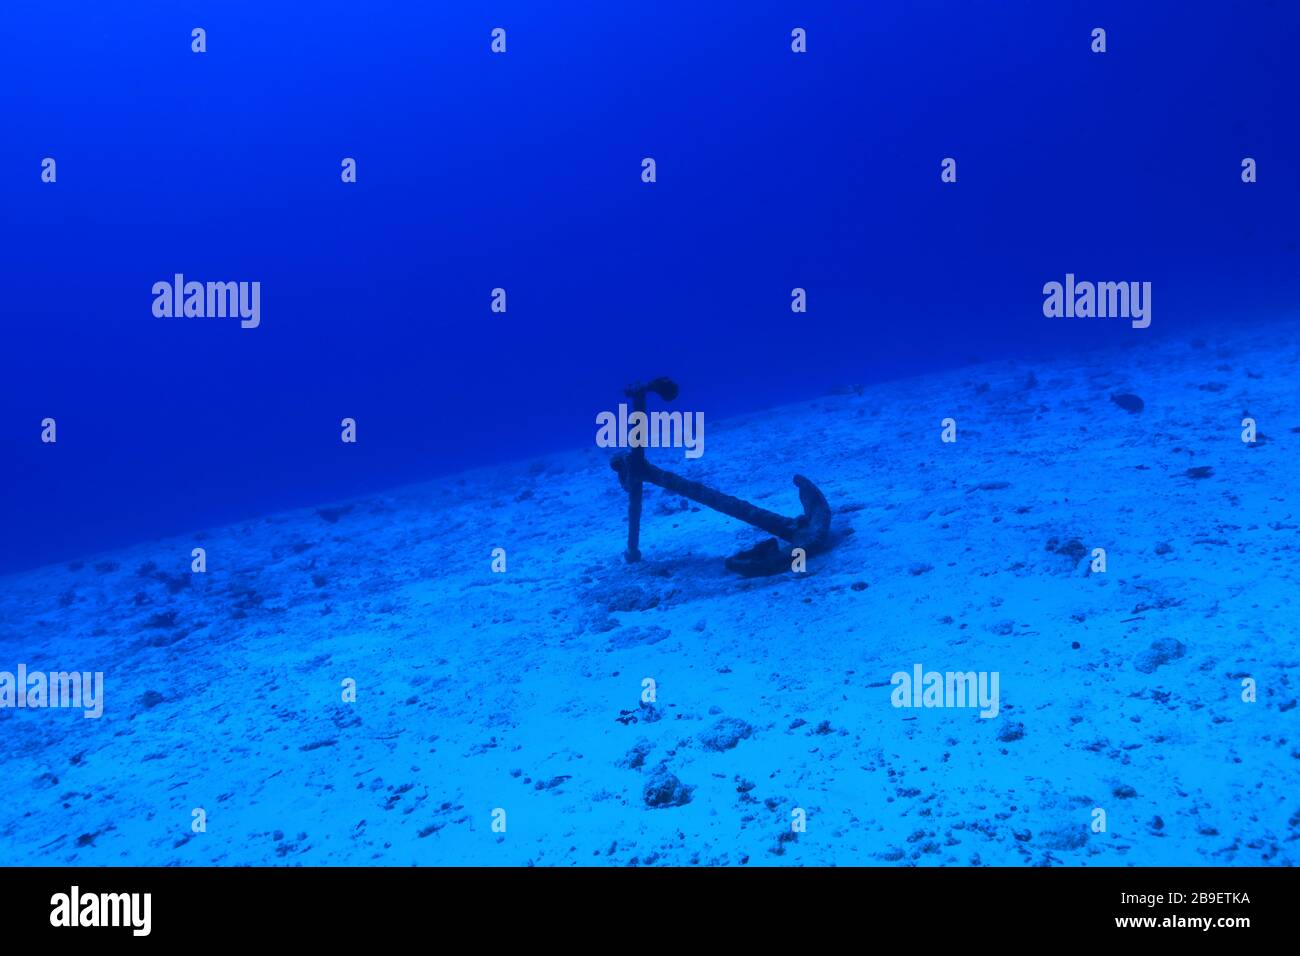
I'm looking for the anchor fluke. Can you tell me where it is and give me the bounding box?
[788,474,832,551]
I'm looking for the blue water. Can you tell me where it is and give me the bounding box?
[1,1,1298,869]
[3,0,1297,574]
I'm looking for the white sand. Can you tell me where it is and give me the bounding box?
[1,320,1297,865]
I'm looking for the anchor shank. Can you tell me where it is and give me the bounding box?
[637,460,798,542]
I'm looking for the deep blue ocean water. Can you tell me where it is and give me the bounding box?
[1,1,1299,877]
[3,0,1298,574]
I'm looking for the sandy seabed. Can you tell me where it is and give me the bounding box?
[2,320,1298,866]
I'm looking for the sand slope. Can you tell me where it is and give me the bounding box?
[2,321,1298,866]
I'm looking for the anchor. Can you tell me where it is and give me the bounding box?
[609,378,832,573]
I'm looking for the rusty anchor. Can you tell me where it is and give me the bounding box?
[609,378,832,572]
